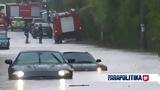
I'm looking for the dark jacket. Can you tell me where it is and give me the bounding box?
[24,24,30,37]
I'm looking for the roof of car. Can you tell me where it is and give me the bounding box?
[63,52,88,54]
[20,50,60,53]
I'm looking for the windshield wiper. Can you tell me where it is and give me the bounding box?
[51,53,62,63]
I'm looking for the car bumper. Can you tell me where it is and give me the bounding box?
[72,64,108,71]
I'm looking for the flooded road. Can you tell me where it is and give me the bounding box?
[0,32,160,90]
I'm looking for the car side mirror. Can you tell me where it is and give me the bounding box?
[68,59,75,63]
[96,59,102,63]
[5,59,13,65]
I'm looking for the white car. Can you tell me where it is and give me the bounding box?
[31,18,52,38]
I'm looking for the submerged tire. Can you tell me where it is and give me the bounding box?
[55,36,62,44]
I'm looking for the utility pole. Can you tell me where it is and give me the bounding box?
[140,0,146,50]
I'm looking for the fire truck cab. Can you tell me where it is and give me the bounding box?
[0,12,6,26]
[0,4,7,29]
[53,10,82,44]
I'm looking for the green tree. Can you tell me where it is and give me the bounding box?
[114,0,140,48]
[145,0,160,52]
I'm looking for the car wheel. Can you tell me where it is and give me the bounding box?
[76,34,82,41]
[54,37,58,44]
[76,36,81,41]
[55,38,62,44]
[58,39,62,44]
[55,36,62,44]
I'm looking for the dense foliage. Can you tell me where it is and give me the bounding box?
[51,0,160,53]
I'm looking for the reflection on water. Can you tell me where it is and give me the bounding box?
[14,79,66,90]
[16,80,24,90]
[59,79,66,90]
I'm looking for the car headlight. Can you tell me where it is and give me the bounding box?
[58,70,70,76]
[13,71,24,78]
[97,67,102,72]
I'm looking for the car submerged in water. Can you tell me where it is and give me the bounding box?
[0,31,10,49]
[31,18,52,38]
[63,52,107,72]
[5,50,73,80]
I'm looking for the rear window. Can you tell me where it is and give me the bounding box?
[63,52,96,63]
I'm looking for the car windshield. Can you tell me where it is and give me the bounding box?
[63,52,96,63]
[15,51,65,65]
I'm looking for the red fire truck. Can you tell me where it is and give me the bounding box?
[53,10,82,44]
[6,2,41,20]
[0,3,41,30]
[0,3,41,21]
